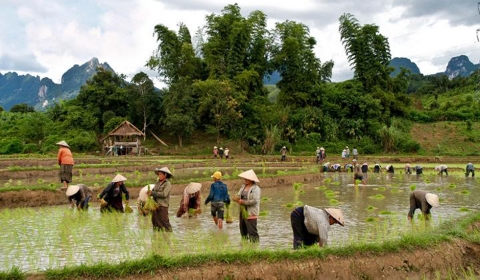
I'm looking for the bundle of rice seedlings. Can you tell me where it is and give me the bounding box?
[124,202,133,213]
[144,185,158,211]
[225,203,233,223]
[99,198,108,207]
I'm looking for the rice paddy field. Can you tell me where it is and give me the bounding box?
[0,162,479,274]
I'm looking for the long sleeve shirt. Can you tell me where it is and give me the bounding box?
[237,184,261,219]
[99,182,129,202]
[408,190,431,218]
[303,205,330,247]
[151,179,172,207]
[205,181,230,204]
[68,184,93,204]
[57,147,74,165]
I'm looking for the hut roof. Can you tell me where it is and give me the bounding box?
[101,121,144,141]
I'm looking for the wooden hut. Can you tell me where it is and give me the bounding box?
[101,121,145,156]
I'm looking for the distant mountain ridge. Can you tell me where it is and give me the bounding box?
[389,55,479,78]
[0,58,114,111]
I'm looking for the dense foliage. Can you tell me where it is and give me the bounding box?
[0,4,479,155]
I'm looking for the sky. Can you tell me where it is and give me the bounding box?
[1,0,479,88]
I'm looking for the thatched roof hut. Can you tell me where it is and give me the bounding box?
[101,121,145,156]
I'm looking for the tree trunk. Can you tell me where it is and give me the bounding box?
[177,133,183,147]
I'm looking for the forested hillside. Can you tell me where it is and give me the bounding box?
[0,4,478,156]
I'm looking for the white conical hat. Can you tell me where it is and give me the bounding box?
[185,182,202,194]
[111,174,127,183]
[66,184,80,196]
[154,167,174,177]
[425,193,439,208]
[56,140,69,148]
[138,184,155,201]
[325,208,345,226]
[238,169,260,183]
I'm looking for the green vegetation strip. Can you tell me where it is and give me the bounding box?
[0,211,477,280]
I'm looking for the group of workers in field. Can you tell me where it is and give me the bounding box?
[59,139,472,250]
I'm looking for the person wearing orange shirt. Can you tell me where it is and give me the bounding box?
[57,140,74,189]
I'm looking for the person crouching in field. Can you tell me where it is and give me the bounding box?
[414,165,423,175]
[98,174,130,213]
[290,205,344,249]
[465,163,475,177]
[177,182,202,218]
[408,190,439,221]
[435,165,448,176]
[353,163,366,186]
[66,184,92,210]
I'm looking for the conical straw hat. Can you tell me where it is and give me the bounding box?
[185,182,202,194]
[111,174,127,183]
[238,169,260,183]
[139,184,155,201]
[56,140,69,148]
[325,208,345,226]
[154,167,174,177]
[66,184,80,196]
[425,193,439,208]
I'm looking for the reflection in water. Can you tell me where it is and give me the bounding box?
[0,172,479,272]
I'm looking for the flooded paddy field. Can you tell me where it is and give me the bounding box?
[0,168,478,273]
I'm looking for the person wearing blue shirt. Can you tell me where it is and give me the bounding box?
[205,171,230,229]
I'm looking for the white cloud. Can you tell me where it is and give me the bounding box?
[0,0,478,86]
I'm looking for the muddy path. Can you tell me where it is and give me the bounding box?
[25,239,480,280]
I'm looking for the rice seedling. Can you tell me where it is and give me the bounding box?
[324,190,336,198]
[329,199,339,205]
[261,197,271,202]
[459,207,470,212]
[409,184,416,191]
[259,211,268,216]
[379,211,396,215]
[448,183,456,189]
[314,185,327,191]
[366,205,377,211]
[365,217,378,223]
[293,182,303,191]
[368,194,385,200]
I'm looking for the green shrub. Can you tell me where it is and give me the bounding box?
[0,138,24,154]
[22,143,39,153]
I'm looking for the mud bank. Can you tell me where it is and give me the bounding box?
[25,239,480,280]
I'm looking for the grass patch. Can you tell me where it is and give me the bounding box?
[7,212,480,279]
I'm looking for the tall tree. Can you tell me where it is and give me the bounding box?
[195,79,245,142]
[202,4,269,97]
[339,13,392,92]
[148,23,205,145]
[162,77,197,146]
[129,72,160,139]
[271,20,333,108]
